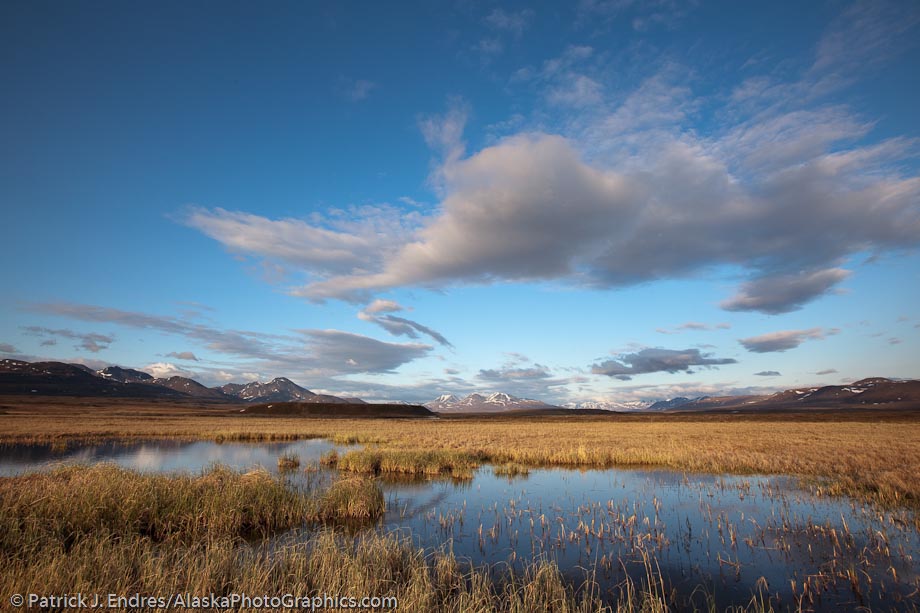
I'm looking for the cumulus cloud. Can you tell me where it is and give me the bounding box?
[591,347,737,380]
[184,6,920,314]
[739,328,839,353]
[754,370,781,377]
[21,326,114,353]
[270,127,919,310]
[166,351,199,361]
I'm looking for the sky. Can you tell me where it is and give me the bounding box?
[1,0,919,404]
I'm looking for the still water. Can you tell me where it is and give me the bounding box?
[1,439,918,611]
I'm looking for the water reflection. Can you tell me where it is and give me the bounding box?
[0,439,343,476]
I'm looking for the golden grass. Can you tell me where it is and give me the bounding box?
[0,464,385,553]
[1,399,919,510]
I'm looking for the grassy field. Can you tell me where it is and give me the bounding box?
[2,399,919,610]
[1,397,919,512]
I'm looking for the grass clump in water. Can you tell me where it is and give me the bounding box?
[493,463,530,478]
[317,476,385,520]
[319,449,339,467]
[277,451,301,472]
[336,449,479,478]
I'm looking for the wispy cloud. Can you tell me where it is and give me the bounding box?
[739,328,839,353]
[28,302,433,379]
[358,311,452,347]
[337,77,377,101]
[21,326,114,353]
[165,351,199,361]
[484,8,533,37]
[656,322,731,334]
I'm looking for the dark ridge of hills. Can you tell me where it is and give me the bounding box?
[438,407,618,419]
[240,402,435,418]
[0,359,350,403]
[657,378,920,412]
[0,359,186,399]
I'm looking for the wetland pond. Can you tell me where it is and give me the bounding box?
[1,438,918,611]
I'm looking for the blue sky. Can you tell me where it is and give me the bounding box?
[1,0,918,404]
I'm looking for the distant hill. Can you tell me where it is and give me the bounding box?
[644,378,920,412]
[240,402,434,418]
[426,392,559,412]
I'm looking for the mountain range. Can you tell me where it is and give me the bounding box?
[0,359,352,404]
[2,359,918,411]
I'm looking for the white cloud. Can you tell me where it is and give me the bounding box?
[364,299,404,314]
[143,362,194,379]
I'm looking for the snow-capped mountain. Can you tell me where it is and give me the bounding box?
[97,366,153,384]
[152,376,229,399]
[218,377,349,404]
[562,400,650,411]
[426,392,557,412]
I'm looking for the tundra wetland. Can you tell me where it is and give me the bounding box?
[1,400,919,611]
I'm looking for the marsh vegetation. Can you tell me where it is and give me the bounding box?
[1,402,919,610]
